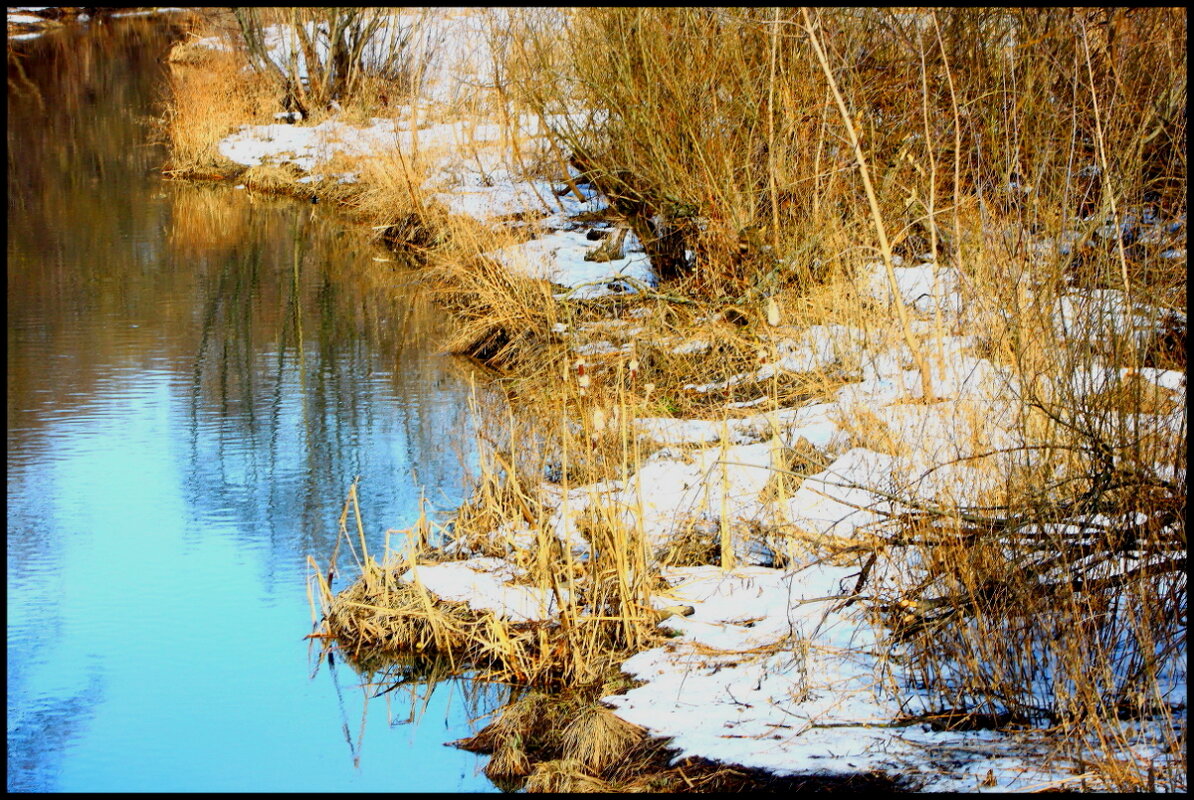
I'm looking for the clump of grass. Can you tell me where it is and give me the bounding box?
[485,739,532,781]
[559,704,645,775]
[159,17,277,176]
[524,759,614,793]
[240,163,307,195]
[324,564,477,660]
[656,520,722,568]
[455,691,594,785]
[434,258,560,371]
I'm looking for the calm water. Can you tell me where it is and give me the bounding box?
[7,17,499,792]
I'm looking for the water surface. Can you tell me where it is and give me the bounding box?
[7,17,497,792]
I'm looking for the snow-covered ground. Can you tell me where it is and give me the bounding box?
[201,11,649,300]
[402,256,1183,788]
[200,9,1186,790]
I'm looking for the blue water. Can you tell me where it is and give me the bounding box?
[7,16,498,792]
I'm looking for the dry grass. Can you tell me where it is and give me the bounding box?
[560,704,646,775]
[159,27,276,175]
[524,759,615,793]
[166,6,1186,791]
[459,8,1183,789]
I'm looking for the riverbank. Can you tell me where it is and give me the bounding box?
[162,9,1186,792]
[6,7,192,39]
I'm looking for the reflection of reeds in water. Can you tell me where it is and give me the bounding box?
[311,612,510,772]
[167,183,249,257]
[179,196,481,568]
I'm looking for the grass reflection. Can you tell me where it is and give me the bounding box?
[177,190,486,571]
[314,644,509,774]
[8,13,498,793]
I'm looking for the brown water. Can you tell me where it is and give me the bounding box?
[7,16,499,792]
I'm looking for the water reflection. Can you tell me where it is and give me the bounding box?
[319,652,511,772]
[8,16,497,792]
[174,190,481,574]
[6,671,103,793]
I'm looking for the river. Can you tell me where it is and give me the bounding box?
[7,15,499,792]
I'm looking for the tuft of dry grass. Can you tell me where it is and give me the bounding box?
[524,759,615,793]
[559,704,645,775]
[159,28,276,175]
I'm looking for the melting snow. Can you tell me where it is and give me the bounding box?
[198,10,1185,787]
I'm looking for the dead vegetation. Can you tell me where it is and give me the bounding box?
[450,687,910,792]
[164,6,1185,792]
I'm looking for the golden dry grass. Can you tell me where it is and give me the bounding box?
[176,6,1185,791]
[560,704,645,775]
[160,39,276,175]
